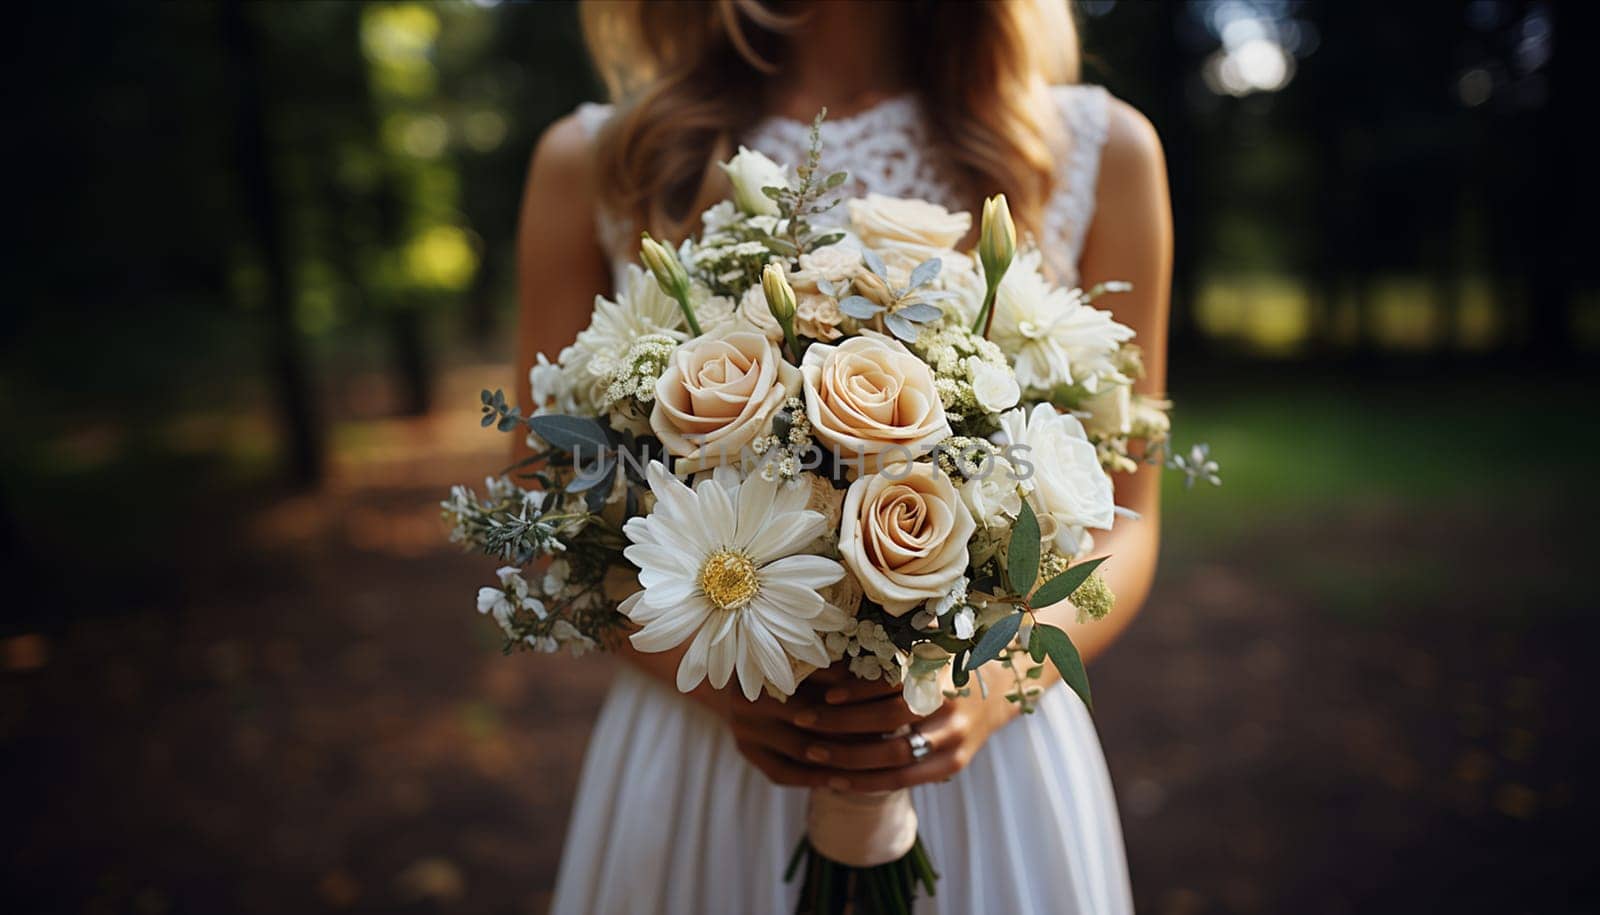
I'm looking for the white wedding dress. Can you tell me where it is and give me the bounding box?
[553,85,1135,915]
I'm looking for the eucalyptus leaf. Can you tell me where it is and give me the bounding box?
[496,415,520,433]
[480,412,497,428]
[1030,556,1108,609]
[761,185,786,200]
[765,237,800,257]
[839,295,884,319]
[480,389,494,406]
[909,257,942,289]
[566,453,617,493]
[825,171,848,189]
[1035,623,1092,711]
[951,647,971,687]
[884,312,919,342]
[811,232,845,248]
[895,302,943,323]
[816,277,836,297]
[1008,499,1042,597]
[967,611,1022,669]
[527,414,610,453]
[862,247,888,279]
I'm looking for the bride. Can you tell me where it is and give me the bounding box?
[516,2,1170,912]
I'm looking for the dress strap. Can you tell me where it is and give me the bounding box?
[1043,84,1112,285]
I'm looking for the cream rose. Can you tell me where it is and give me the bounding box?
[651,328,799,472]
[968,359,1022,413]
[736,284,784,342]
[792,243,864,290]
[720,146,788,216]
[801,334,952,474]
[847,194,972,272]
[794,293,844,341]
[838,462,976,616]
[1079,382,1133,438]
[997,404,1115,556]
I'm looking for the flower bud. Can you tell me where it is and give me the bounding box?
[640,233,689,299]
[761,264,797,324]
[978,194,1016,284]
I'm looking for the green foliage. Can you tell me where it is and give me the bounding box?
[967,611,1022,670]
[1007,500,1042,597]
[1031,556,1108,609]
[1033,624,1091,711]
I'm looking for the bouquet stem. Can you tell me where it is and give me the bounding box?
[788,835,938,915]
[787,788,938,914]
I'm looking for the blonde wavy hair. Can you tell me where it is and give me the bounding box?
[581,0,1079,241]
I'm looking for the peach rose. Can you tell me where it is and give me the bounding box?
[651,328,799,472]
[838,462,976,616]
[847,193,973,273]
[800,334,951,474]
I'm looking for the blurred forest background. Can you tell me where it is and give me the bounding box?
[5,1,1598,913]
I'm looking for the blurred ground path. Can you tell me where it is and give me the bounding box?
[3,366,1597,914]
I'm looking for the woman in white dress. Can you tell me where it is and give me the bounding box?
[515,2,1172,912]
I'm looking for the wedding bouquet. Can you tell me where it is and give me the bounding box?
[444,116,1216,915]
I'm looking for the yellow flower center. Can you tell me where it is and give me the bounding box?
[698,549,760,611]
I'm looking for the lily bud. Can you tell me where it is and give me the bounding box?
[762,263,802,358]
[761,264,797,324]
[640,233,689,299]
[640,233,701,336]
[978,194,1016,283]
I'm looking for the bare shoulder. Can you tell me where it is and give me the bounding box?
[1097,97,1167,196]
[524,113,598,209]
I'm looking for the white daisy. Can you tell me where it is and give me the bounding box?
[620,462,850,700]
[989,250,1136,393]
[559,265,688,411]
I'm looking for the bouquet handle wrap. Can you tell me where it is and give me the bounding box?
[805,788,918,868]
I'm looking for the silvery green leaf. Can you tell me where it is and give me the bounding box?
[909,258,942,289]
[816,277,836,297]
[862,247,888,279]
[480,389,494,406]
[967,612,1022,669]
[527,414,610,454]
[481,412,497,428]
[764,237,799,257]
[566,453,617,493]
[811,231,845,248]
[825,171,848,189]
[896,303,943,323]
[839,296,884,319]
[761,185,785,200]
[885,312,919,342]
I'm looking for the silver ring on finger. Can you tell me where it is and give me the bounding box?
[907,729,931,761]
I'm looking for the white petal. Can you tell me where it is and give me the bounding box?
[623,543,700,578]
[741,616,797,697]
[675,623,717,692]
[760,554,845,590]
[629,602,710,653]
[706,624,738,689]
[735,474,779,545]
[695,474,738,546]
[747,511,827,564]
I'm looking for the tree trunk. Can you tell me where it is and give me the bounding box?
[221,0,322,486]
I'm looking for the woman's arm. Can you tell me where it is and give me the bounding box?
[514,116,723,713]
[1046,95,1173,664]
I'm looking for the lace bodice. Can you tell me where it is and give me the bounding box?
[574,84,1111,286]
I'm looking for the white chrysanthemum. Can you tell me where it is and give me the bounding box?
[560,265,689,411]
[989,251,1135,393]
[620,462,850,700]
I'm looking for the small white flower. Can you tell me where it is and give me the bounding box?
[968,359,1021,413]
[959,455,1023,528]
[543,559,570,595]
[720,146,789,216]
[902,643,952,716]
[952,606,976,640]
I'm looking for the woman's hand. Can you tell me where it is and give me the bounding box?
[724,665,1019,791]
